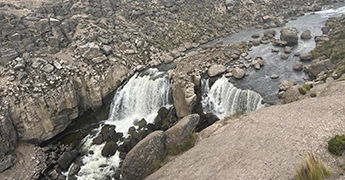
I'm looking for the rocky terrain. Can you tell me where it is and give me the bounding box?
[0,0,344,179]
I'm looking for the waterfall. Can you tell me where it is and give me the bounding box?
[202,76,264,119]
[106,68,172,132]
[74,68,172,180]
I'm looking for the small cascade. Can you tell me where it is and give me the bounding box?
[74,68,172,180]
[202,76,264,119]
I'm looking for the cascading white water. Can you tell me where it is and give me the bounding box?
[73,68,172,180]
[202,76,264,119]
[106,68,172,132]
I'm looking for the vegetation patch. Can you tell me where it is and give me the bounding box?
[310,92,317,98]
[311,16,345,79]
[166,134,196,156]
[296,152,332,180]
[328,135,345,156]
[299,83,312,95]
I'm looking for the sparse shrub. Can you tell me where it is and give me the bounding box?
[166,134,196,156]
[328,135,345,156]
[310,92,317,98]
[296,152,332,180]
[303,84,311,91]
[299,87,308,95]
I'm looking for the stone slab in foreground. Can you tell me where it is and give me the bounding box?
[146,94,345,180]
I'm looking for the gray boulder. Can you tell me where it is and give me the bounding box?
[280,27,298,45]
[208,64,226,77]
[57,150,78,170]
[264,29,276,37]
[165,114,199,150]
[232,67,245,79]
[278,80,295,92]
[121,131,166,180]
[293,62,303,71]
[301,30,312,39]
[300,53,312,61]
[101,140,118,157]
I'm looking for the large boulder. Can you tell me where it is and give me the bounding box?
[208,64,226,77]
[280,27,298,45]
[165,114,200,150]
[101,140,118,157]
[121,131,166,180]
[57,149,78,170]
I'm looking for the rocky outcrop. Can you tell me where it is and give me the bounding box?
[306,57,335,80]
[0,102,17,173]
[165,114,199,150]
[172,78,197,118]
[121,131,166,180]
[208,64,226,77]
[280,27,299,45]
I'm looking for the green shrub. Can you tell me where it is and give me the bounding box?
[303,84,311,91]
[310,92,317,98]
[299,87,308,95]
[328,135,345,156]
[296,153,332,180]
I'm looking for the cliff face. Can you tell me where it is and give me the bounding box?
[0,0,328,172]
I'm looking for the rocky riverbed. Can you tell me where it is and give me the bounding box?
[1,0,345,179]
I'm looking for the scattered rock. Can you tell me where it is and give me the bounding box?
[270,74,279,79]
[41,64,55,73]
[284,46,292,53]
[251,34,260,38]
[278,80,295,91]
[301,30,312,39]
[208,64,226,77]
[281,53,289,60]
[299,53,312,61]
[232,67,245,79]
[101,140,118,157]
[57,150,78,170]
[293,61,303,71]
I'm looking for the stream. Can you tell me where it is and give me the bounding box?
[66,4,345,180]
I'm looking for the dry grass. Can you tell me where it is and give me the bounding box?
[296,153,332,180]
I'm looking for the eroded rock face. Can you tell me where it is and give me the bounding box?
[280,27,298,45]
[121,131,166,180]
[172,78,197,118]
